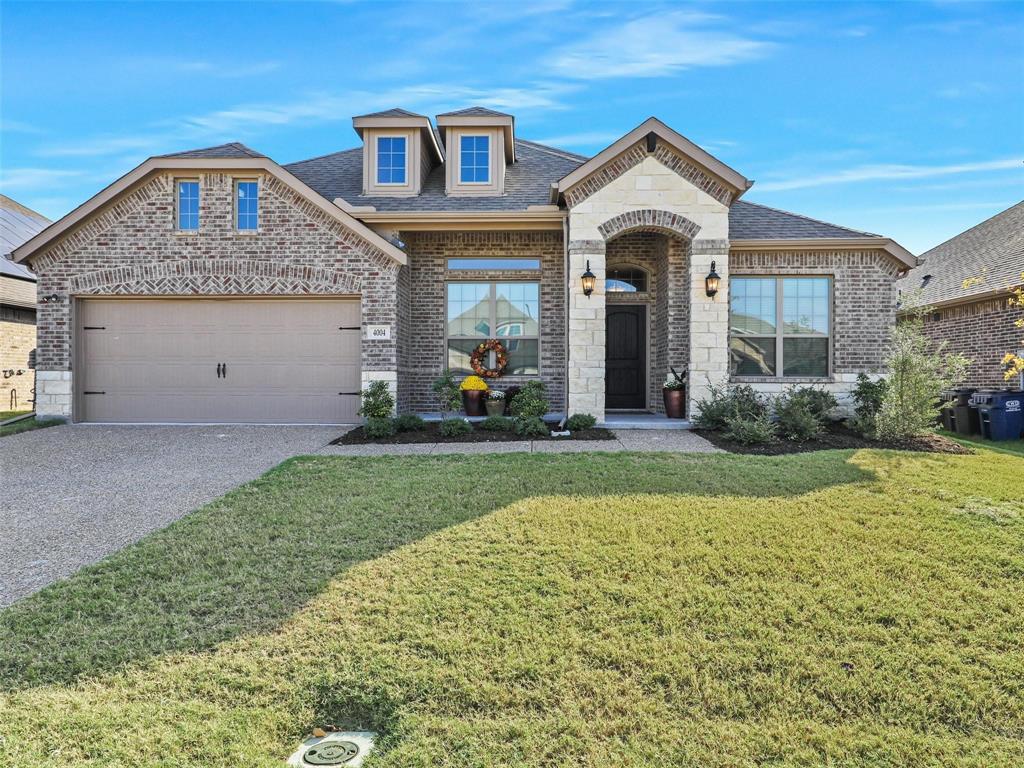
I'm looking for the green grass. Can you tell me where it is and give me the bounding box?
[1,449,1022,767]
[939,428,1024,457]
[0,414,61,438]
[0,409,31,421]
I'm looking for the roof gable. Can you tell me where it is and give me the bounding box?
[157,142,266,159]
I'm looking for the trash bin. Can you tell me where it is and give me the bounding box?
[972,391,1024,441]
[951,388,980,435]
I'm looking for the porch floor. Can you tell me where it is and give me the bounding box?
[602,412,692,430]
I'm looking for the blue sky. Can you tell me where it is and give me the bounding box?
[1,0,1022,254]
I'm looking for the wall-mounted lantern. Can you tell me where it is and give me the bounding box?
[581,260,596,297]
[705,261,721,298]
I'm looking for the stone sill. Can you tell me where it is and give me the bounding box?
[731,376,834,385]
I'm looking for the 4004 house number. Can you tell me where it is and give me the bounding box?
[365,325,391,340]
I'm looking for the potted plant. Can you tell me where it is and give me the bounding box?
[485,389,506,417]
[460,375,489,417]
[663,367,687,419]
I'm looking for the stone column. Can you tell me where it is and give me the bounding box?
[688,239,730,417]
[567,239,606,419]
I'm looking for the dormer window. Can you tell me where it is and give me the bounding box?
[376,136,407,185]
[459,135,490,183]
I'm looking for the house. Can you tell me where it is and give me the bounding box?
[11,110,915,424]
[898,201,1024,388]
[1,195,49,414]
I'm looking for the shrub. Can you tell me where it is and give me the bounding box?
[439,417,472,437]
[693,383,769,431]
[775,394,823,441]
[565,413,597,431]
[358,380,394,419]
[875,302,970,440]
[722,411,778,445]
[460,375,489,392]
[508,381,549,418]
[431,370,462,416]
[513,416,549,438]
[393,413,426,432]
[479,415,513,432]
[789,386,838,421]
[363,417,396,439]
[849,373,888,436]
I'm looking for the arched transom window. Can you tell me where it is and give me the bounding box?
[606,265,648,293]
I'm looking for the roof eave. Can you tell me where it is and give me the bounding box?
[730,237,917,269]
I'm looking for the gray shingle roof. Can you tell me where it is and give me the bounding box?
[285,138,584,212]
[729,200,879,239]
[157,142,265,159]
[437,106,513,118]
[899,201,1024,306]
[1,195,49,281]
[356,108,428,119]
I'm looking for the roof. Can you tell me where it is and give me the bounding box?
[729,200,879,239]
[285,138,584,212]
[436,106,513,118]
[157,142,266,159]
[356,108,428,119]
[1,195,49,281]
[899,201,1024,307]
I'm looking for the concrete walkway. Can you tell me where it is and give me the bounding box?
[319,428,719,456]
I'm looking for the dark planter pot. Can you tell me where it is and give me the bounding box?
[462,390,487,417]
[485,400,506,417]
[663,387,686,419]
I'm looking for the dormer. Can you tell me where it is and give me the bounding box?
[436,107,515,197]
[353,108,444,197]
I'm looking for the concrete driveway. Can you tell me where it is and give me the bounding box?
[0,424,340,607]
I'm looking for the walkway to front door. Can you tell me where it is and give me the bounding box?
[606,304,646,409]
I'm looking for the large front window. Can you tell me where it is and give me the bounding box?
[376,136,407,184]
[459,135,490,183]
[730,276,831,377]
[447,282,539,375]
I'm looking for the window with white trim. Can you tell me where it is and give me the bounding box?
[235,180,259,230]
[446,282,539,375]
[730,276,831,377]
[176,180,199,230]
[459,135,490,183]
[376,136,407,184]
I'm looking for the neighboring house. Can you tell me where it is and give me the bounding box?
[1,195,49,414]
[11,109,915,424]
[899,201,1024,389]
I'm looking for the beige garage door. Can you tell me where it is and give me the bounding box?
[77,298,361,423]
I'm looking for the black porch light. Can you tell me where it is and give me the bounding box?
[581,260,596,297]
[705,261,721,298]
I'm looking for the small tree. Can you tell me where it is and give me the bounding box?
[1001,273,1024,382]
[876,299,969,440]
[358,380,395,419]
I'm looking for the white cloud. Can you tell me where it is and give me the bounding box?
[937,81,996,99]
[0,119,44,135]
[122,57,282,79]
[0,167,85,192]
[756,158,1024,192]
[550,11,774,79]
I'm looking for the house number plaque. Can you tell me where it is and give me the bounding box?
[366,325,391,340]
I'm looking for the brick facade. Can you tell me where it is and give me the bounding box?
[397,230,566,413]
[920,297,1024,388]
[28,171,401,419]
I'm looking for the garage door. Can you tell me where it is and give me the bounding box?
[77,298,361,423]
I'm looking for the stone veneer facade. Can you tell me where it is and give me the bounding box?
[29,171,402,419]
[0,304,36,413]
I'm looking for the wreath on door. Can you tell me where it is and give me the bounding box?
[470,339,509,378]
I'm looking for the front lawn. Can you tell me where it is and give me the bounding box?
[940,428,1024,457]
[0,415,60,438]
[2,449,1022,766]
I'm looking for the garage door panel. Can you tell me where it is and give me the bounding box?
[79,298,362,423]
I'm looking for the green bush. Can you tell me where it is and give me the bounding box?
[363,417,397,439]
[849,373,888,436]
[479,416,513,432]
[693,383,769,431]
[358,380,394,419]
[788,386,838,421]
[513,416,549,438]
[775,395,823,441]
[431,370,462,416]
[439,418,472,437]
[722,411,778,445]
[393,413,426,432]
[508,381,549,418]
[565,413,597,431]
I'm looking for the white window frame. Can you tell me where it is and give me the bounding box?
[175,178,200,232]
[458,134,491,185]
[445,280,540,376]
[234,178,260,232]
[375,134,408,186]
[729,275,833,379]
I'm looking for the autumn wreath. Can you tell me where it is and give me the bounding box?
[470,339,509,378]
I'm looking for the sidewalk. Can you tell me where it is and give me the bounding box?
[318,428,720,456]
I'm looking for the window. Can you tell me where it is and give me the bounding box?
[235,180,259,230]
[730,276,831,377]
[447,282,539,375]
[459,135,490,183]
[606,265,647,293]
[376,136,407,184]
[176,180,199,230]
[447,258,541,271]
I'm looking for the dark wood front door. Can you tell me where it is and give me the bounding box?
[606,305,646,409]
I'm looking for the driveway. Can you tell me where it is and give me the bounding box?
[0,424,340,607]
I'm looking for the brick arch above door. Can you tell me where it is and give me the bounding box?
[597,209,701,243]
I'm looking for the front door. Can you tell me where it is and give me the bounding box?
[605,304,646,409]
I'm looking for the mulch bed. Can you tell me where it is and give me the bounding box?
[694,422,973,456]
[332,423,617,445]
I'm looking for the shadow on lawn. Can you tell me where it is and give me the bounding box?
[0,450,874,690]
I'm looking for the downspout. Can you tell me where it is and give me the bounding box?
[561,213,570,429]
